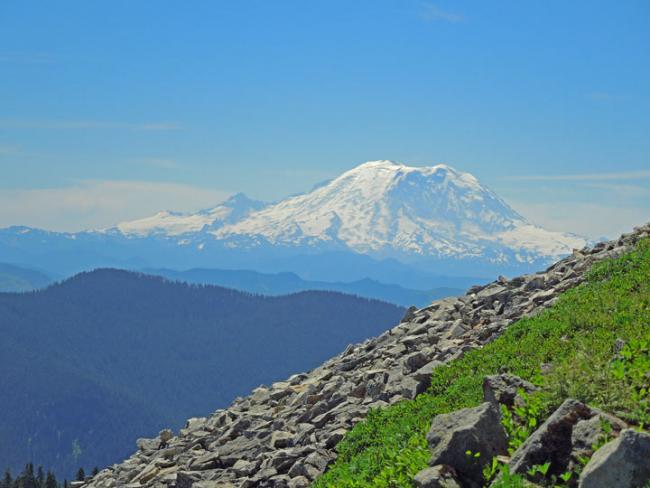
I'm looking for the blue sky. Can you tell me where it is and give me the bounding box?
[0,0,648,237]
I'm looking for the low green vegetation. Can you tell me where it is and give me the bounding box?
[314,238,650,487]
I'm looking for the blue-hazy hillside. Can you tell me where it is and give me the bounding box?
[0,269,404,478]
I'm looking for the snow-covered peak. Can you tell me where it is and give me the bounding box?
[114,193,267,237]
[335,160,487,198]
[213,160,584,262]
[108,160,585,267]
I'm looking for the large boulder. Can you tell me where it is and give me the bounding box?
[426,402,508,487]
[508,399,627,479]
[578,429,650,488]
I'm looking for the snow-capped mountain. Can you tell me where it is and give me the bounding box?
[111,193,267,237]
[200,161,583,264]
[0,161,588,282]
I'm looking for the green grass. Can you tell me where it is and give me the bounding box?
[313,239,650,487]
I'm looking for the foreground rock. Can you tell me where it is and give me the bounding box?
[482,374,538,409]
[579,429,650,488]
[508,399,627,479]
[414,465,462,488]
[83,224,650,487]
[426,403,508,487]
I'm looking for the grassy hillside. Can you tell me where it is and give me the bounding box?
[314,238,650,487]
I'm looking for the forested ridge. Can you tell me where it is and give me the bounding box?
[1,464,96,488]
[0,269,404,479]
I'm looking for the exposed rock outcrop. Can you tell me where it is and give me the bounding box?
[578,429,650,488]
[508,399,627,479]
[426,402,508,487]
[84,224,650,487]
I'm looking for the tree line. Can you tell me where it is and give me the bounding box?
[1,464,98,488]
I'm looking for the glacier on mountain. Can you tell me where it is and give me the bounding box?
[0,161,588,280]
[146,160,584,264]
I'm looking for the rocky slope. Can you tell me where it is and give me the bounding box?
[82,224,650,488]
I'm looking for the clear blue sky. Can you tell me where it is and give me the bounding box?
[1,0,648,237]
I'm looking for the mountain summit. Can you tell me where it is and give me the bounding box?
[212,160,584,263]
[113,193,266,237]
[0,161,587,278]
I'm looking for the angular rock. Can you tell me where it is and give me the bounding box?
[571,413,627,459]
[482,374,538,408]
[271,431,294,448]
[508,399,625,479]
[579,429,650,488]
[287,475,310,488]
[403,351,429,374]
[136,437,159,451]
[414,465,462,488]
[412,360,444,383]
[426,402,508,487]
[190,451,221,471]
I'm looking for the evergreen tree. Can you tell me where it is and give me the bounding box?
[45,472,57,488]
[20,463,38,488]
[90,467,99,478]
[36,466,45,487]
[2,470,12,488]
[75,468,85,482]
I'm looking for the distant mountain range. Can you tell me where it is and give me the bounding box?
[0,261,466,307]
[144,267,466,307]
[0,268,404,478]
[0,161,587,285]
[0,262,54,292]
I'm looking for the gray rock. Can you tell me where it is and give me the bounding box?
[136,437,159,451]
[323,427,347,449]
[482,374,538,408]
[571,413,627,458]
[271,431,294,448]
[401,306,418,323]
[579,429,650,488]
[304,449,336,472]
[412,360,444,383]
[287,460,321,480]
[508,399,601,478]
[159,428,173,442]
[414,465,462,487]
[426,402,508,487]
[190,451,221,470]
[399,375,428,399]
[175,472,201,488]
[231,458,259,476]
[403,351,429,374]
[287,475,310,488]
[445,320,468,339]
